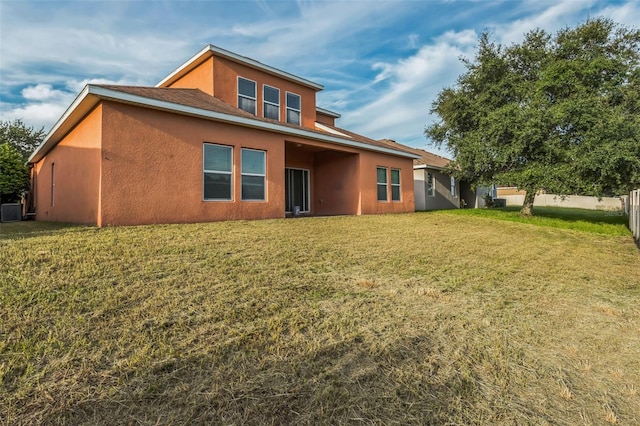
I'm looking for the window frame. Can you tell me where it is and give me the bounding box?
[376,166,388,202]
[426,171,435,197]
[237,77,257,115]
[450,176,456,197]
[203,143,233,201]
[263,84,280,121]
[241,148,267,202]
[391,168,401,202]
[286,91,301,125]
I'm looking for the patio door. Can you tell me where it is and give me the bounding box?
[285,168,310,213]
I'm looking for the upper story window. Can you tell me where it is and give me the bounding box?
[286,92,301,125]
[391,169,401,201]
[238,77,256,115]
[263,85,280,121]
[377,167,388,202]
[203,143,233,201]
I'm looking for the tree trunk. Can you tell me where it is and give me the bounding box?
[520,190,535,216]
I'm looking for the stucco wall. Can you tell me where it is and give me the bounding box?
[315,112,336,126]
[413,167,459,210]
[359,152,415,215]
[314,151,359,215]
[212,56,318,129]
[99,101,286,226]
[166,57,214,95]
[33,105,103,224]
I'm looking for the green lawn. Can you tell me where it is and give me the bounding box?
[1,212,639,425]
[445,206,630,236]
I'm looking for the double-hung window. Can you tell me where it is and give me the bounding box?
[391,169,401,201]
[286,92,301,125]
[263,85,280,120]
[450,176,456,197]
[377,167,388,201]
[241,148,266,201]
[238,77,256,115]
[203,143,233,200]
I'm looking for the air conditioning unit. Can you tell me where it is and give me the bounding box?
[1,203,22,222]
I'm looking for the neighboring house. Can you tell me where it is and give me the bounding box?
[403,147,486,210]
[411,148,461,210]
[26,45,418,226]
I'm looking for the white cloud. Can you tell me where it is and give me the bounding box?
[2,100,74,131]
[339,31,477,154]
[599,2,640,27]
[21,84,66,101]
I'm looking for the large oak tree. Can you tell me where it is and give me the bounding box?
[426,18,640,215]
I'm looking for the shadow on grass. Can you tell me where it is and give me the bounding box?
[40,334,528,425]
[0,221,88,241]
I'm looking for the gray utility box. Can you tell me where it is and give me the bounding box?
[1,203,22,222]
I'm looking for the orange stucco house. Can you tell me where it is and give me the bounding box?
[27,45,418,226]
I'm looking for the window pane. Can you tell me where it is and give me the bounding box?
[392,186,401,201]
[286,109,300,125]
[264,86,279,104]
[204,173,231,200]
[242,175,265,200]
[377,167,387,184]
[238,97,256,115]
[204,144,231,172]
[264,103,279,120]
[377,184,387,201]
[238,78,255,97]
[391,169,400,185]
[286,92,300,110]
[242,149,265,174]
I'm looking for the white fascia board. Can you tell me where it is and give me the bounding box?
[92,86,416,158]
[93,86,419,159]
[316,106,341,118]
[157,44,324,91]
[31,85,419,161]
[28,85,96,163]
[414,164,446,171]
[155,45,213,88]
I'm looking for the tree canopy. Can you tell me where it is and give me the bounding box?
[0,143,30,204]
[0,119,44,204]
[0,119,45,162]
[426,18,640,215]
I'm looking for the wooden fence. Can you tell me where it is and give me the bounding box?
[630,189,640,243]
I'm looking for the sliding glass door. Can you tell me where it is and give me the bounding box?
[285,168,310,213]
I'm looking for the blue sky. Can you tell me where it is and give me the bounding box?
[1,0,638,157]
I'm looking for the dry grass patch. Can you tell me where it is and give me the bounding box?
[1,213,639,425]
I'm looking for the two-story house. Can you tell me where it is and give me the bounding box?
[26,45,418,226]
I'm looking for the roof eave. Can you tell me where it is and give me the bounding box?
[157,44,324,91]
[28,86,99,163]
[31,86,418,162]
[413,164,447,171]
[316,106,341,118]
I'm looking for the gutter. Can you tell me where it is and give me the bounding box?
[29,85,419,163]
